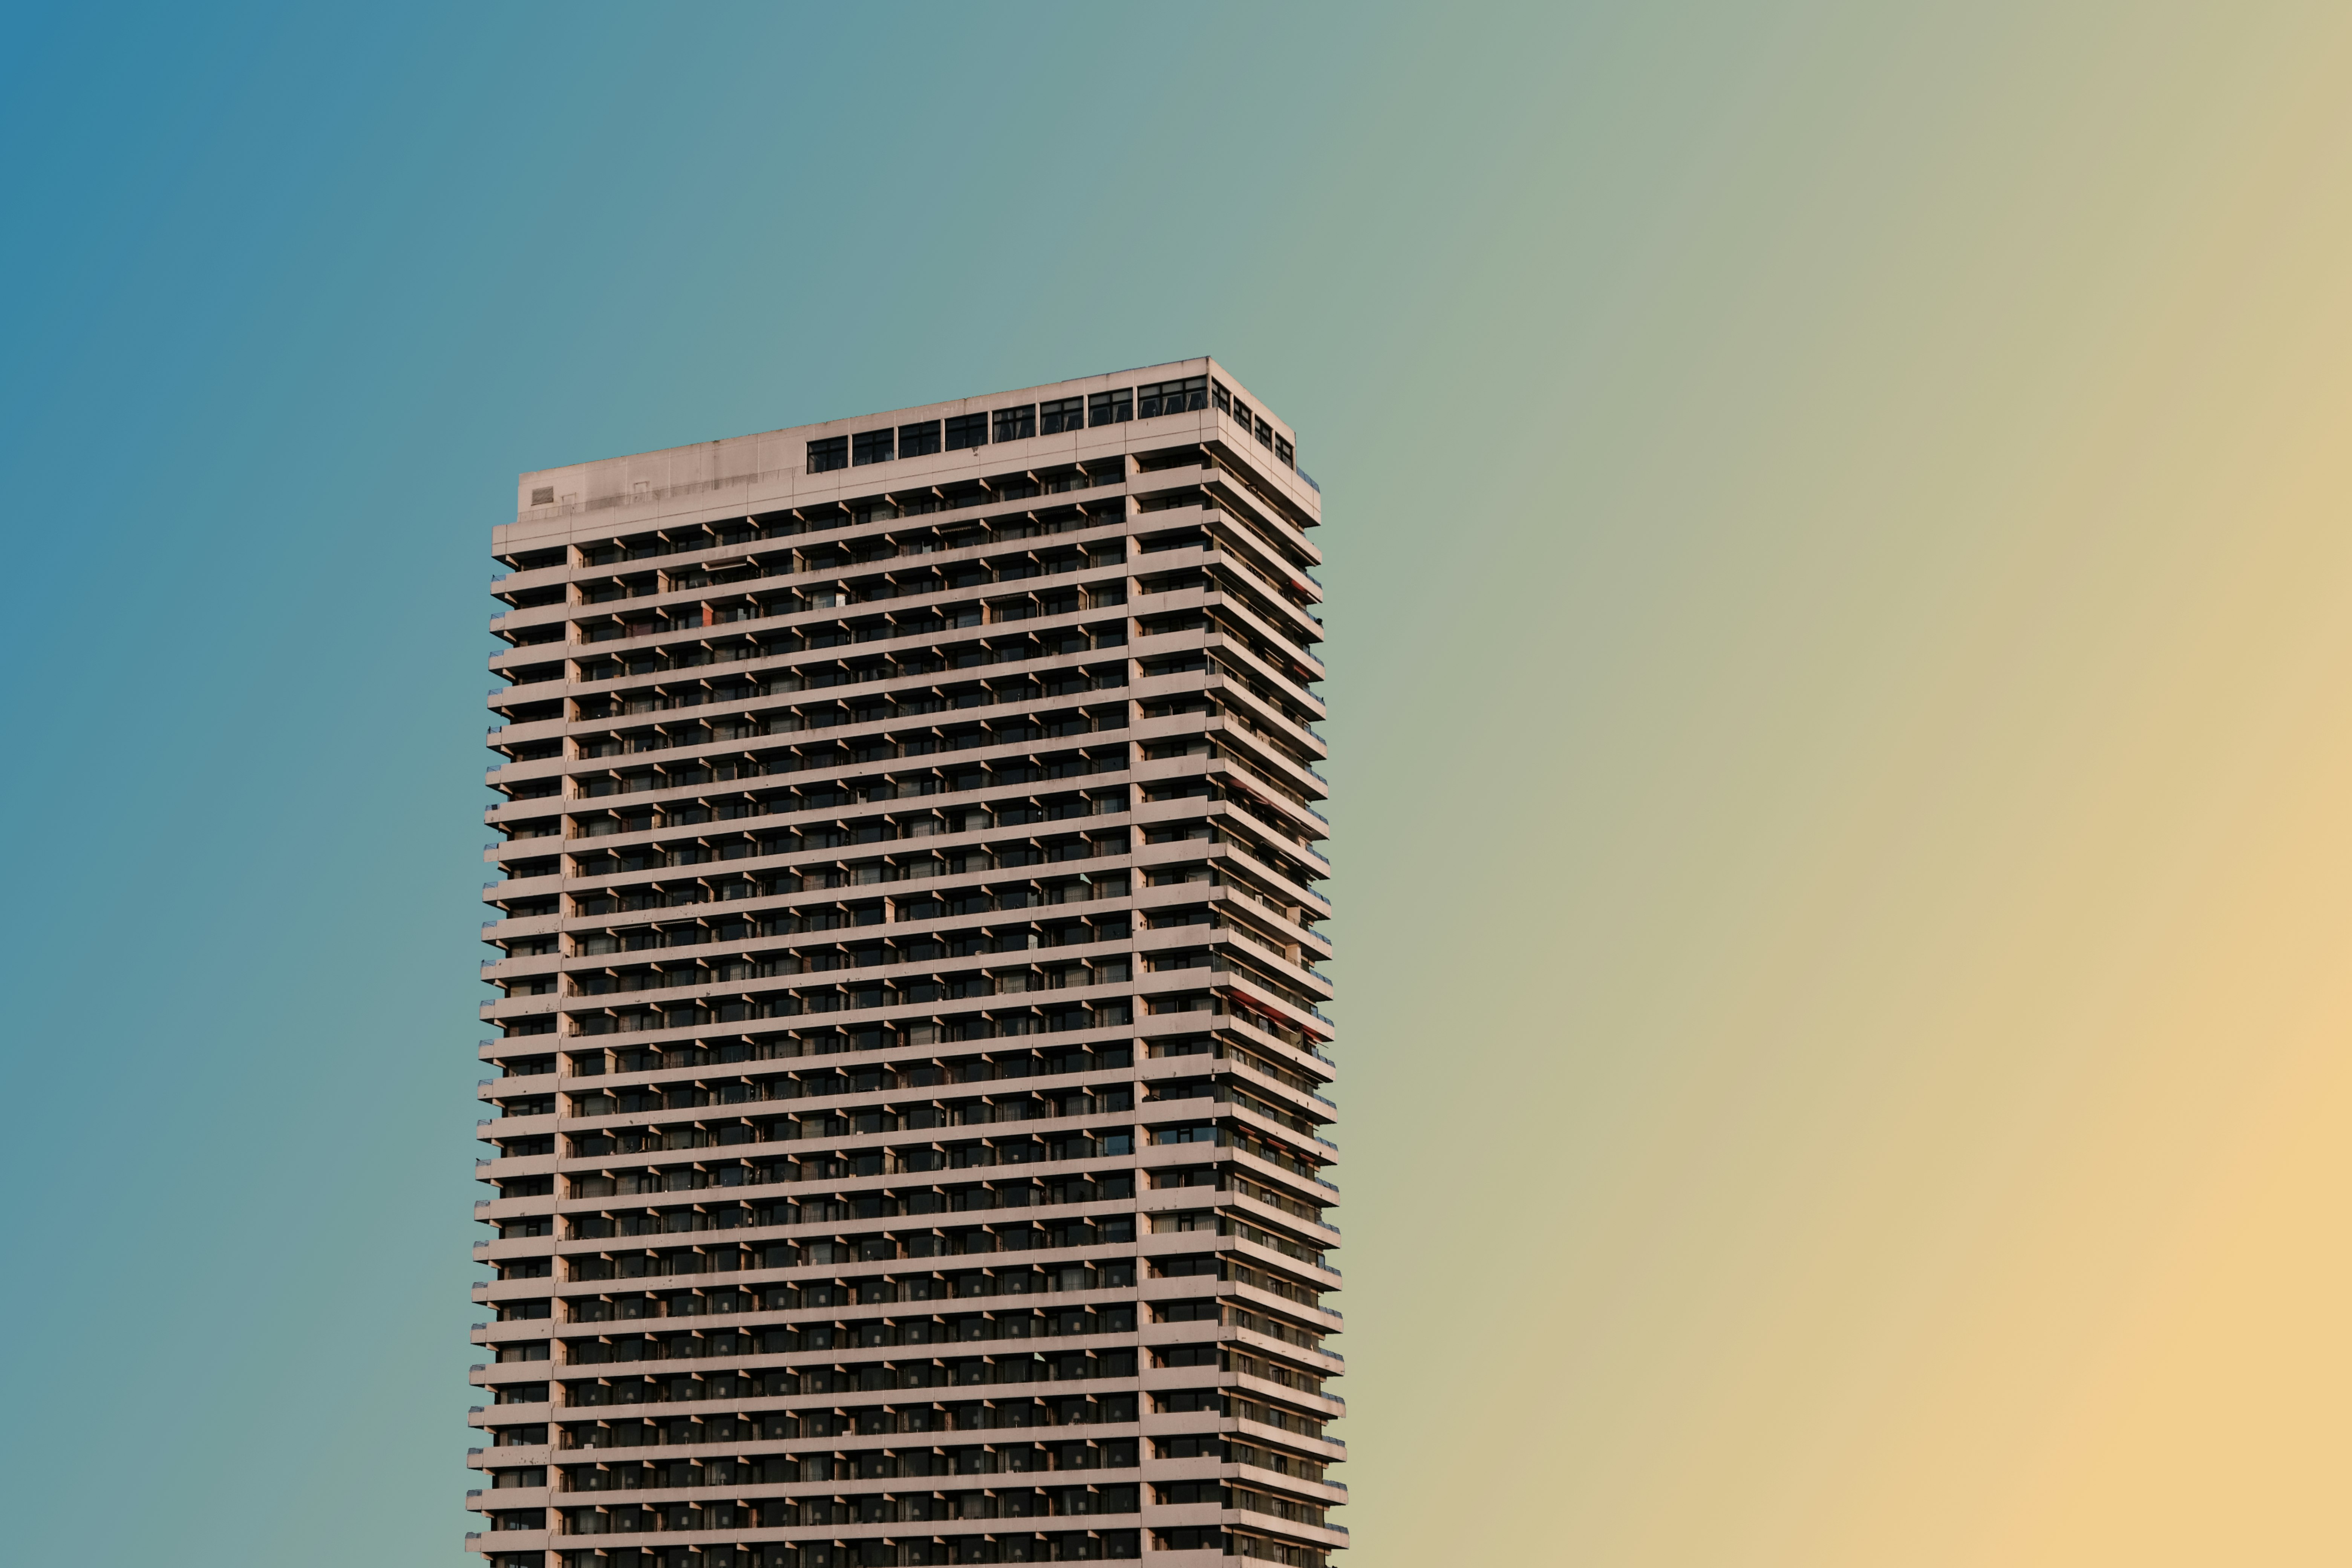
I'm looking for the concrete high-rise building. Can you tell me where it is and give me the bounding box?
[469,360,1339,1568]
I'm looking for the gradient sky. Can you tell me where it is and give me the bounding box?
[3,3,2348,1565]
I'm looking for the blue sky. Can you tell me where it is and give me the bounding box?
[9,4,2346,1565]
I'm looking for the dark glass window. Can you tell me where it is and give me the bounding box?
[1089,389,1133,426]
[1274,436,1294,469]
[1254,416,1274,448]
[1040,397,1084,435]
[1210,381,1231,414]
[807,437,848,474]
[851,428,894,466]
[899,420,942,458]
[946,413,988,450]
[1156,1528,1225,1552]
[994,404,1038,442]
[1136,376,1207,418]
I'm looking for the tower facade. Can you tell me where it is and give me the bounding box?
[469,359,1339,1568]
